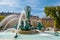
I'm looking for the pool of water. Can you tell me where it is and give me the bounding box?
[0,32,60,40]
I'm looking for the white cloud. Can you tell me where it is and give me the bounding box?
[55,3,60,6]
[0,2,13,6]
[48,1,60,6]
[0,0,19,7]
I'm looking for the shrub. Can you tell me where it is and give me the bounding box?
[0,16,5,21]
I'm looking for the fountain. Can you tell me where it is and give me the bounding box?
[15,6,40,34]
[0,6,59,40]
[0,14,18,27]
[3,18,18,30]
[1,6,43,34]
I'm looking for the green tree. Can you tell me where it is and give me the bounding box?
[24,21,30,31]
[44,6,60,29]
[37,22,43,30]
[45,21,51,27]
[0,16,5,21]
[20,20,24,30]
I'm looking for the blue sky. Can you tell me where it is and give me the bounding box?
[0,0,60,18]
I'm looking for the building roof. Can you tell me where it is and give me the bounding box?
[0,12,39,18]
[40,17,54,20]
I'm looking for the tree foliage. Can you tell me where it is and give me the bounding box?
[20,20,24,30]
[37,22,43,30]
[44,6,60,29]
[20,20,30,31]
[45,21,51,27]
[24,21,30,31]
[0,16,5,21]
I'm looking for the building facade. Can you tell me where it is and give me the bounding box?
[0,12,54,28]
[30,15,39,27]
[0,12,39,28]
[0,12,20,16]
[39,17,54,27]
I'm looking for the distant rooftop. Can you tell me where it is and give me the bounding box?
[40,17,54,20]
[0,12,39,18]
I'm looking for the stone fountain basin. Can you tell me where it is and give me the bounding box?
[11,30,39,34]
[4,28,39,34]
[17,30,39,34]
